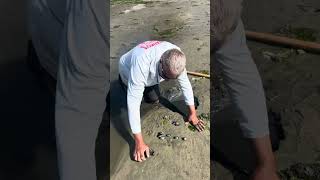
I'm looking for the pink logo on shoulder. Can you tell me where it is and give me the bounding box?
[138,41,161,49]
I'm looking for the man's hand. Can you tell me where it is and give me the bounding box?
[133,133,150,162]
[187,105,205,132]
[188,113,205,132]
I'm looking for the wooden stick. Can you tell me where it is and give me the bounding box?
[245,30,320,54]
[187,71,210,78]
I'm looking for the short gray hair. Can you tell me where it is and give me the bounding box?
[211,0,243,51]
[161,49,186,77]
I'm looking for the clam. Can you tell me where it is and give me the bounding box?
[149,149,155,156]
[172,121,180,126]
[157,132,164,137]
[145,148,155,157]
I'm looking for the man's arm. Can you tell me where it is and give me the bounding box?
[177,70,205,131]
[126,55,151,162]
[214,20,279,180]
[127,82,144,134]
[177,69,194,106]
[252,136,279,180]
[127,55,148,134]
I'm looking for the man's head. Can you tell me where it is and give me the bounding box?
[159,48,186,80]
[211,0,243,52]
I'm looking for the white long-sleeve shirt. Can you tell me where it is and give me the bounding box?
[119,41,194,134]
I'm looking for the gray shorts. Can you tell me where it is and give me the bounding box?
[214,20,269,138]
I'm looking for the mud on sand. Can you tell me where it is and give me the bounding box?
[110,0,210,179]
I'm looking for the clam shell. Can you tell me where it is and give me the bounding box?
[172,121,180,126]
[149,149,155,156]
[157,132,164,137]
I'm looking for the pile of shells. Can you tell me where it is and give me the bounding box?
[157,132,186,141]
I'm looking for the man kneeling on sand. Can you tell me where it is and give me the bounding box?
[118,40,205,162]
